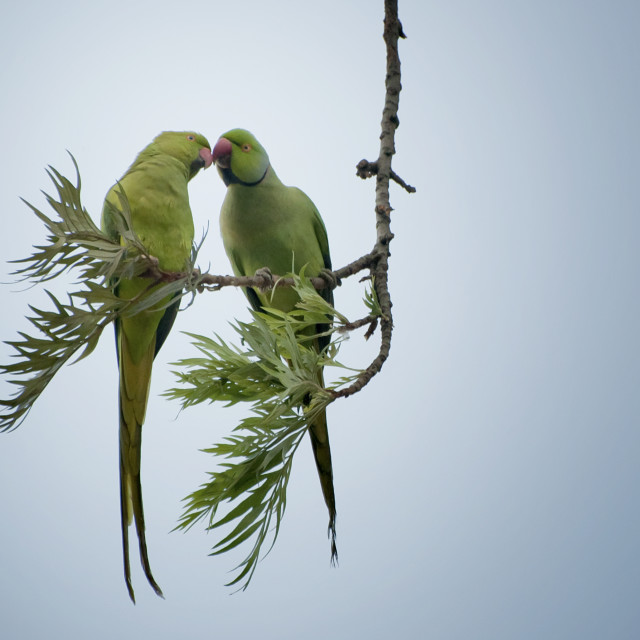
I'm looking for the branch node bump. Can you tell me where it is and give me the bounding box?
[356,159,378,180]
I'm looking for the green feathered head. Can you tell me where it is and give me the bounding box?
[211,129,270,186]
[137,131,213,179]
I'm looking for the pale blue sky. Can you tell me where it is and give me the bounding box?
[1,1,638,638]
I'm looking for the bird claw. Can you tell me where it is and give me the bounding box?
[254,267,274,292]
[318,268,340,291]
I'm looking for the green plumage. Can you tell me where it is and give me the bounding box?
[213,129,337,560]
[101,131,212,602]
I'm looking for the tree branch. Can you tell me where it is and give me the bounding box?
[141,251,380,294]
[333,0,406,399]
[337,314,379,338]
[356,159,416,194]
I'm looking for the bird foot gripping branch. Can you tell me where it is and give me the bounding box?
[253,267,275,292]
[318,267,341,291]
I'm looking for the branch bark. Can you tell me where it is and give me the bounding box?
[142,249,379,294]
[333,0,405,399]
[356,160,416,193]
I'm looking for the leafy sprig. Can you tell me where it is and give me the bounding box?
[0,158,198,431]
[167,276,363,591]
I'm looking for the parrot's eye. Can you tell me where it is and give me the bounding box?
[187,135,195,141]
[241,143,251,152]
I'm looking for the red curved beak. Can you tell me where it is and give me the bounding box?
[199,146,213,169]
[212,137,232,169]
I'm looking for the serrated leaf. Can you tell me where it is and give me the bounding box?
[1,157,201,432]
[167,275,370,591]
[210,519,263,556]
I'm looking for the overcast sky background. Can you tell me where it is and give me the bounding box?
[1,1,638,638]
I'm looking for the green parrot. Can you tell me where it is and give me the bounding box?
[211,128,337,561]
[101,131,212,602]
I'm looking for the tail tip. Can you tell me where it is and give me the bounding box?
[126,580,136,605]
[146,574,165,600]
[328,517,338,567]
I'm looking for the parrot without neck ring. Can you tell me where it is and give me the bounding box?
[212,128,338,562]
[101,131,212,603]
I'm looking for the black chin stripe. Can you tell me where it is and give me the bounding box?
[189,155,205,179]
[222,166,268,187]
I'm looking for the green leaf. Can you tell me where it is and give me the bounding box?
[363,277,382,317]
[1,156,202,432]
[169,276,365,591]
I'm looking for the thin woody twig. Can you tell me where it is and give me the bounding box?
[337,314,378,334]
[363,317,379,341]
[140,250,380,294]
[333,0,405,399]
[356,159,416,194]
